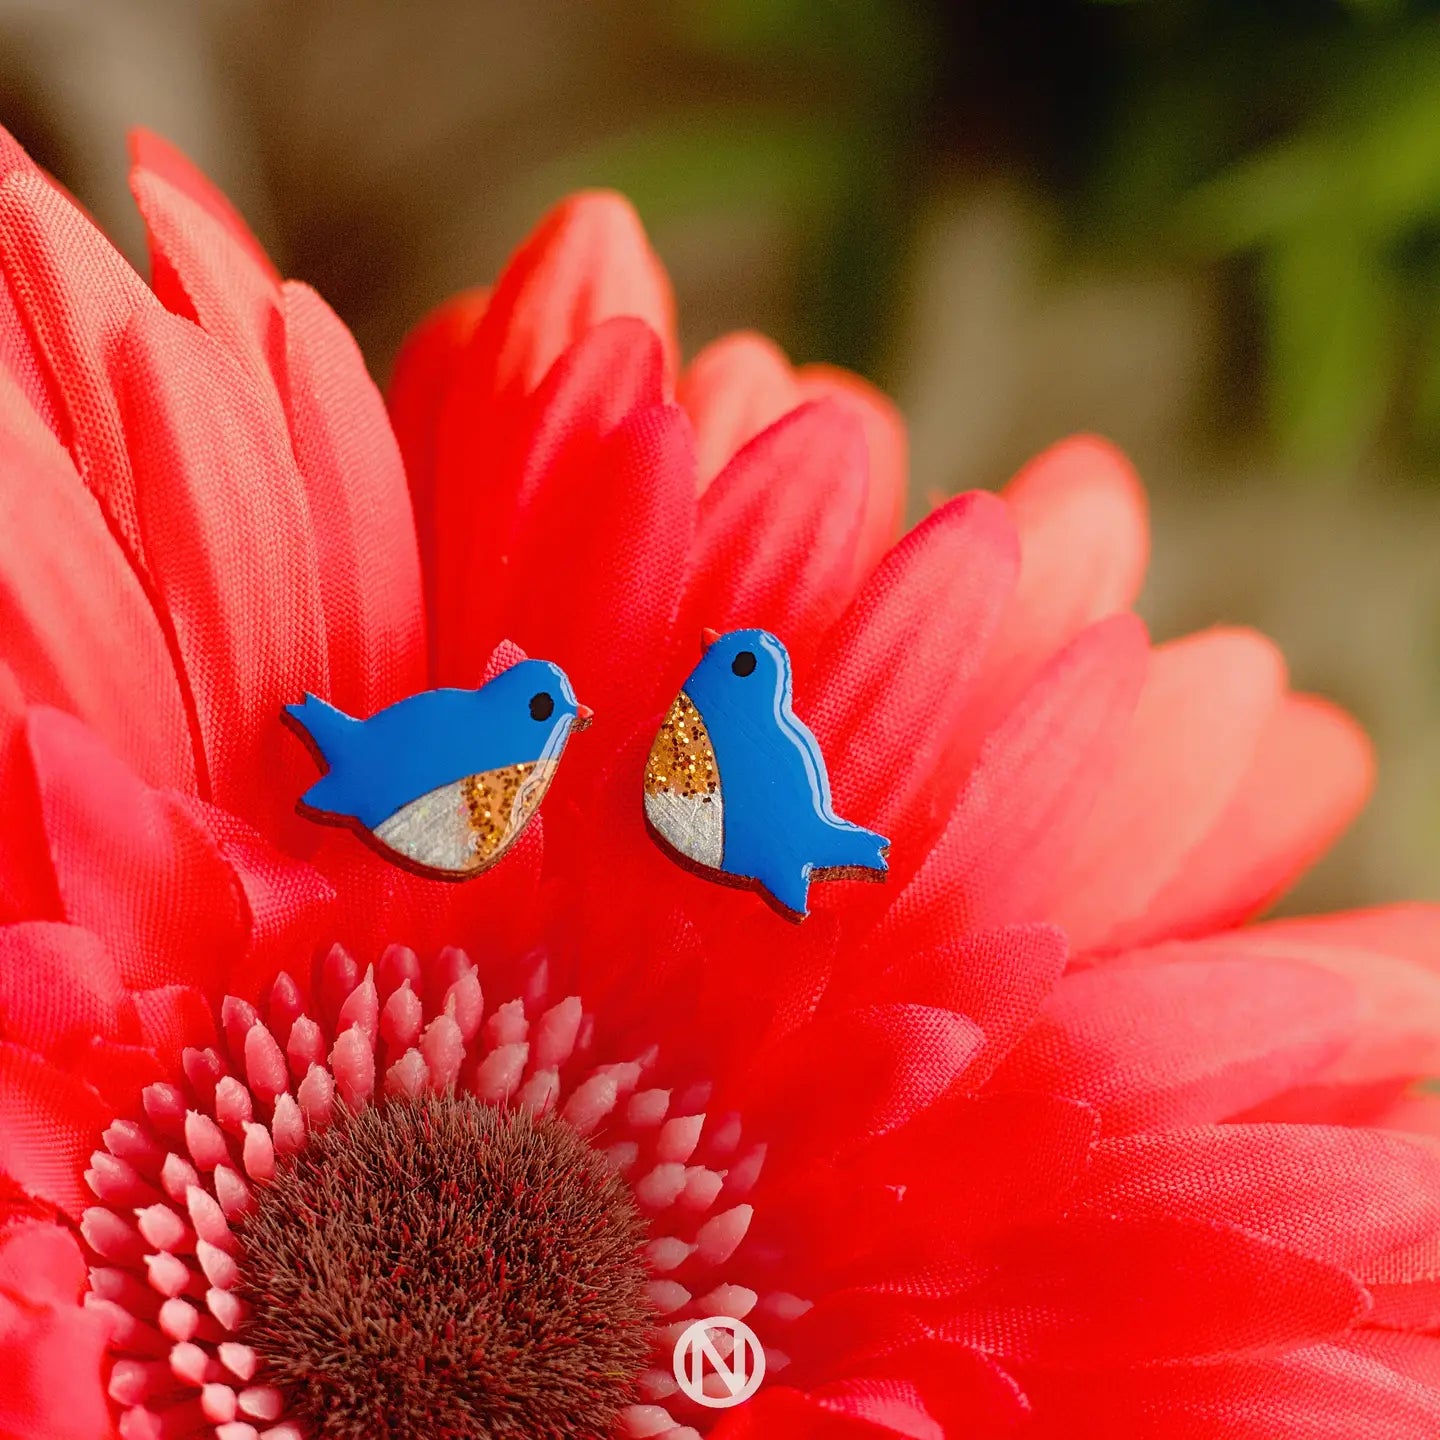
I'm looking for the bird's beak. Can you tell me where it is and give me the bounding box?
[701,627,721,652]
[573,703,594,731]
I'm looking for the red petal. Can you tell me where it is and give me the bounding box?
[709,1386,857,1439]
[939,1210,1366,1366]
[1338,1330,1440,1391]
[280,281,425,713]
[0,666,57,922]
[315,811,542,980]
[1171,912,1440,1117]
[0,922,124,1054]
[852,924,1071,1085]
[432,316,667,685]
[1137,694,1374,942]
[1077,1124,1440,1282]
[812,1377,943,1440]
[676,333,907,581]
[1378,1088,1440,1139]
[871,614,1147,954]
[0,128,62,441]
[0,1042,112,1218]
[192,799,335,1005]
[683,399,868,668]
[734,1003,983,1168]
[807,492,1020,845]
[387,285,489,614]
[785,1289,931,1376]
[129,985,218,1067]
[0,366,195,791]
[117,307,328,831]
[1044,627,1285,954]
[783,1305,1030,1440]
[976,434,1147,731]
[992,951,1357,1132]
[26,707,246,992]
[128,128,279,288]
[0,167,158,560]
[797,364,907,582]
[680,330,800,488]
[0,1218,86,1306]
[836,1345,1027,1440]
[1257,903,1440,957]
[128,149,282,399]
[64,1040,163,1118]
[467,190,676,397]
[0,1226,111,1440]
[130,136,426,718]
[500,399,696,735]
[786,1092,1097,1276]
[1024,1341,1440,1439]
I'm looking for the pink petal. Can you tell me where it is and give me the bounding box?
[976,433,1148,730]
[467,190,676,397]
[992,951,1357,1132]
[1078,1124,1440,1281]
[1043,627,1285,954]
[796,363,908,583]
[682,399,868,669]
[806,491,1019,846]
[1138,694,1374,942]
[870,613,1147,952]
[679,331,799,490]
[940,1211,1366,1366]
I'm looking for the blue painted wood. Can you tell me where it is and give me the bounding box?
[651,628,889,918]
[285,658,583,830]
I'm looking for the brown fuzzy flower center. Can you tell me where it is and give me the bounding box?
[233,1094,654,1440]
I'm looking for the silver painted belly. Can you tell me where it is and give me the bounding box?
[373,777,481,874]
[644,789,724,871]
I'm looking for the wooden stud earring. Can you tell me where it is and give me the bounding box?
[286,658,591,879]
[643,627,889,920]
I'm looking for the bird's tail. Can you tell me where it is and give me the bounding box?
[284,693,362,814]
[818,819,891,877]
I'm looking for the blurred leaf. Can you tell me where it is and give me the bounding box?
[527,110,853,223]
[667,0,934,92]
[1177,139,1332,254]
[1407,278,1440,446]
[1341,38,1440,234]
[1337,0,1406,18]
[1180,28,1440,255]
[1265,227,1397,466]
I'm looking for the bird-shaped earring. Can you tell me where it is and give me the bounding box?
[285,658,591,879]
[644,627,890,920]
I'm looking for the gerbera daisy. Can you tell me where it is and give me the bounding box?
[1,121,1439,1440]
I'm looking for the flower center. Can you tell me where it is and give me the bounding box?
[83,944,781,1439]
[235,1094,653,1439]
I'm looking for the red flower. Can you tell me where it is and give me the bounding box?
[0,123,1438,1440]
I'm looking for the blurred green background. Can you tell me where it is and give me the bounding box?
[1,0,1436,909]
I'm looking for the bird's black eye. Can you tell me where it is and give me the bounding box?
[529,691,555,721]
[731,651,757,677]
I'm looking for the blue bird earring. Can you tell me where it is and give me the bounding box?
[285,658,591,879]
[644,627,890,920]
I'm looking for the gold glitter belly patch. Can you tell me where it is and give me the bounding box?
[643,690,724,870]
